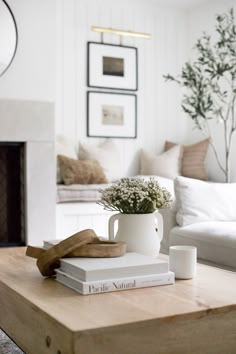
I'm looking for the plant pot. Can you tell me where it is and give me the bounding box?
[108,212,163,258]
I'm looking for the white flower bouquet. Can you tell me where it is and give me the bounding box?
[98,178,172,214]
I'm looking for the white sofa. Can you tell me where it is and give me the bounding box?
[170,222,236,270]
[167,177,236,271]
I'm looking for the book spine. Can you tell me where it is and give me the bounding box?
[56,271,175,295]
[84,273,174,294]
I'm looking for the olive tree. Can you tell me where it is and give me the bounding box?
[164,8,236,182]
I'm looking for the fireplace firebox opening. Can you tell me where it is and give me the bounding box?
[0,142,25,247]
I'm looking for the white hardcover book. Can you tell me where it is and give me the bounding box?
[55,269,175,295]
[58,253,169,281]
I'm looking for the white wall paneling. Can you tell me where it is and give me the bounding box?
[0,1,233,182]
[0,0,56,102]
[56,0,188,176]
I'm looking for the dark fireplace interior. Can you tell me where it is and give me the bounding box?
[0,143,25,247]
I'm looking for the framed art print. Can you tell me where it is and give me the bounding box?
[87,91,137,138]
[87,42,138,91]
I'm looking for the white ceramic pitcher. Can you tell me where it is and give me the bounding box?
[109,211,163,258]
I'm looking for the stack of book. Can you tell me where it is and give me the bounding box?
[44,240,174,295]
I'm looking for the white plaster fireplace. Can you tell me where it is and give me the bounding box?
[0,99,55,245]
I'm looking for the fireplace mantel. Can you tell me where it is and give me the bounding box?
[0,99,55,245]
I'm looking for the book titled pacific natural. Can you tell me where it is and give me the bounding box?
[56,269,175,295]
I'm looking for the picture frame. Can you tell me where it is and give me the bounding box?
[87,91,137,139]
[87,42,138,91]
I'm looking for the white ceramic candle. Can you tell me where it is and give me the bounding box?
[169,245,197,279]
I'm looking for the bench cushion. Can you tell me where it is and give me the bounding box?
[57,183,111,203]
[170,221,236,269]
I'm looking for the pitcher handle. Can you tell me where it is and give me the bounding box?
[108,213,121,241]
[154,211,163,242]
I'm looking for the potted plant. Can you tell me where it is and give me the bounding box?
[164,8,236,182]
[98,178,172,257]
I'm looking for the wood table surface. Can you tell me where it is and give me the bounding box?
[0,247,236,354]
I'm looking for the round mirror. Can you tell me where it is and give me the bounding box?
[0,0,18,77]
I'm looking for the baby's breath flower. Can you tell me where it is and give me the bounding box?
[98,178,172,214]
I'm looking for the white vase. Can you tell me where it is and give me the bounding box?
[108,211,163,258]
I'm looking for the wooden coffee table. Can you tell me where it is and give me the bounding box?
[0,247,236,354]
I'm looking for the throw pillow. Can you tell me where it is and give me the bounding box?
[140,145,182,180]
[79,139,122,181]
[56,135,78,183]
[175,176,236,226]
[58,155,108,185]
[165,138,209,180]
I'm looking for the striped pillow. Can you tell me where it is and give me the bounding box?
[165,139,209,180]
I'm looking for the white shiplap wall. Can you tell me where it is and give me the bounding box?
[0,0,56,101]
[56,0,188,176]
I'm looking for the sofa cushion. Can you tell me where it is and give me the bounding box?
[140,145,182,179]
[170,222,236,269]
[175,176,236,226]
[57,183,111,203]
[79,139,122,182]
[165,138,209,180]
[58,155,108,185]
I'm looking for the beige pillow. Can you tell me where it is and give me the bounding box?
[165,139,209,180]
[140,145,182,179]
[79,139,122,181]
[56,135,77,183]
[58,155,108,185]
